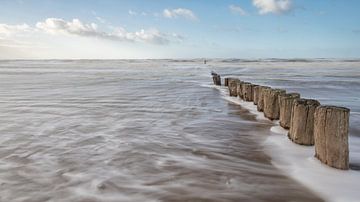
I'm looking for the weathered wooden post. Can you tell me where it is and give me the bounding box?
[212,74,221,86]
[237,82,245,100]
[288,99,320,145]
[314,106,350,170]
[237,81,244,98]
[257,86,271,112]
[253,86,261,105]
[217,75,221,85]
[242,83,254,102]
[279,93,301,129]
[228,78,239,97]
[224,78,229,86]
[251,84,259,104]
[263,88,286,120]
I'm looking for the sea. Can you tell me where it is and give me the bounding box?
[0,59,359,202]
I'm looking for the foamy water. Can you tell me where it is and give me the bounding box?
[219,93,360,202]
[0,59,359,201]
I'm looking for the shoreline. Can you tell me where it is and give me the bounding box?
[214,85,360,202]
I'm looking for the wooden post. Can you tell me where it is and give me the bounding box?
[257,86,271,112]
[217,75,221,85]
[253,86,261,105]
[263,88,286,120]
[237,81,244,98]
[242,83,254,101]
[224,78,229,86]
[288,99,320,145]
[228,78,239,97]
[225,77,238,87]
[251,84,259,104]
[314,106,350,170]
[212,74,221,86]
[279,93,301,129]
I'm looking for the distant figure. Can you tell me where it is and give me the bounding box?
[211,71,217,76]
[204,59,207,64]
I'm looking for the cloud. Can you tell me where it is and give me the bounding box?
[252,0,292,15]
[111,27,172,45]
[229,5,247,16]
[36,18,99,36]
[0,23,32,36]
[129,10,137,16]
[0,18,184,46]
[35,18,180,45]
[163,8,198,20]
[128,10,147,16]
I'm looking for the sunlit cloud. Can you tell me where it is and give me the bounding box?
[36,18,99,36]
[35,18,181,45]
[163,8,198,21]
[252,0,292,15]
[128,10,137,16]
[0,23,32,36]
[0,18,184,46]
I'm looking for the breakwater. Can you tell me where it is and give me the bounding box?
[213,73,350,170]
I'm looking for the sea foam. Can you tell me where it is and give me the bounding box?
[216,86,360,202]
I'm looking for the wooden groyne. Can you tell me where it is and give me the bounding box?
[257,86,271,112]
[314,106,350,170]
[210,72,351,170]
[279,93,300,129]
[263,88,286,120]
[211,72,221,86]
[228,78,240,97]
[288,99,320,145]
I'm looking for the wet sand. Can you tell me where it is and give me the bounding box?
[0,60,329,201]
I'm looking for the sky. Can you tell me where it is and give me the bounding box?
[0,0,359,59]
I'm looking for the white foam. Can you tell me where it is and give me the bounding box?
[216,86,360,202]
[264,129,360,202]
[215,86,268,121]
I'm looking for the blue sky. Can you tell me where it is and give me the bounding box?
[0,0,359,59]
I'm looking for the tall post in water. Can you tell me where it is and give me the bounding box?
[257,86,271,112]
[253,86,263,106]
[288,99,320,145]
[263,88,286,120]
[212,75,221,86]
[314,106,350,170]
[237,81,244,99]
[279,93,301,129]
[224,78,229,86]
[228,79,240,97]
[251,85,259,104]
[242,83,254,102]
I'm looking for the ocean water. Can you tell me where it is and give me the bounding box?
[0,59,359,202]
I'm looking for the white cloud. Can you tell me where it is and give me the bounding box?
[0,17,186,57]
[0,23,32,36]
[111,27,171,45]
[128,10,137,16]
[129,10,147,17]
[35,18,181,45]
[163,8,197,21]
[252,0,292,15]
[36,18,99,36]
[229,5,247,16]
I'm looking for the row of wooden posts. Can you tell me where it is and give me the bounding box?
[212,73,350,170]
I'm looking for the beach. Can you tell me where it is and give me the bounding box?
[0,59,359,201]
